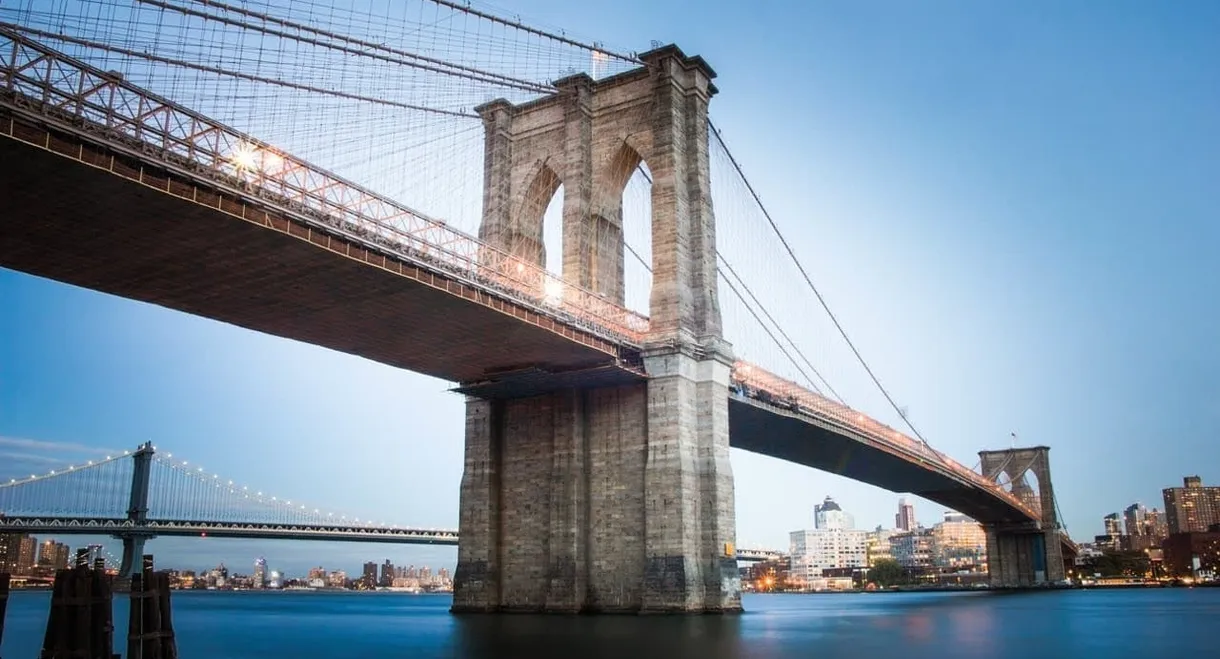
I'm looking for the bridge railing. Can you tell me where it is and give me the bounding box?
[0,26,649,346]
[730,361,1041,521]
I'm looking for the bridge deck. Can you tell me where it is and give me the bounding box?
[729,396,1035,525]
[0,112,642,388]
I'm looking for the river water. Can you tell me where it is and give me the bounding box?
[2,589,1214,658]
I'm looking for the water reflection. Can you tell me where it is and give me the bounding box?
[1,589,1216,658]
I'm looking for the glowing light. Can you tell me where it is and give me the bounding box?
[230,141,259,170]
[87,461,93,466]
[262,150,283,172]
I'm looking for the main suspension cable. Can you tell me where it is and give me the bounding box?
[422,0,640,63]
[708,119,930,446]
[625,165,837,399]
[6,24,478,118]
[186,0,552,93]
[133,0,549,93]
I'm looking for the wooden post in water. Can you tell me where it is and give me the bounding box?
[0,572,11,657]
[127,555,177,659]
[38,564,118,659]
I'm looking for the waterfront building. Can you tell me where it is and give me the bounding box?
[890,528,933,569]
[895,498,916,532]
[380,559,395,587]
[361,562,378,589]
[790,497,867,587]
[327,570,347,588]
[1163,476,1220,534]
[865,527,895,566]
[1162,531,1220,579]
[930,512,987,570]
[253,557,267,589]
[815,496,854,531]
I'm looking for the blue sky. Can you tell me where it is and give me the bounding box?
[2,0,1218,576]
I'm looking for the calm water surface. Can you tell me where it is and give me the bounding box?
[2,589,1214,658]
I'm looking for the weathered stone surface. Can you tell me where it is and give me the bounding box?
[979,447,1066,586]
[454,44,739,615]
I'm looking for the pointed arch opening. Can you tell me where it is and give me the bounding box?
[1021,470,1043,516]
[541,183,565,278]
[594,140,652,315]
[513,162,561,269]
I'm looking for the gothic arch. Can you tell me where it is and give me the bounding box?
[509,159,561,267]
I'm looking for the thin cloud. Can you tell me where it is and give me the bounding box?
[0,435,116,455]
[0,450,69,465]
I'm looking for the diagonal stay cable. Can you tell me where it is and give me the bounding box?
[716,254,843,402]
[709,118,930,446]
[623,167,836,398]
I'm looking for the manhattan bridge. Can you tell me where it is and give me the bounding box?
[0,0,1073,612]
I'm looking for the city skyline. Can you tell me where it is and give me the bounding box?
[2,0,1218,561]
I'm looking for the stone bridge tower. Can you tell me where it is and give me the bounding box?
[452,45,739,613]
[978,446,1066,586]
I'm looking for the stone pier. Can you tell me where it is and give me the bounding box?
[979,446,1066,587]
[452,45,741,613]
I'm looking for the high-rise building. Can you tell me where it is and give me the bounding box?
[380,559,395,587]
[815,496,854,531]
[1103,513,1122,537]
[1163,476,1220,534]
[792,497,866,586]
[362,561,378,589]
[36,540,69,572]
[1124,503,1147,537]
[0,533,24,573]
[17,536,37,575]
[1145,508,1169,540]
[253,557,267,589]
[895,498,916,532]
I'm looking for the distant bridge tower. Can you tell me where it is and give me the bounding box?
[978,445,1065,586]
[454,44,738,613]
[116,441,156,578]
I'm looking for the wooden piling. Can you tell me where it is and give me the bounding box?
[126,557,177,659]
[0,572,10,655]
[38,565,117,659]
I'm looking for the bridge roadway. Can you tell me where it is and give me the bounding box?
[0,516,460,545]
[0,30,1046,539]
[0,516,781,562]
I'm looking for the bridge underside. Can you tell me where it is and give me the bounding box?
[728,397,1034,526]
[0,115,641,389]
